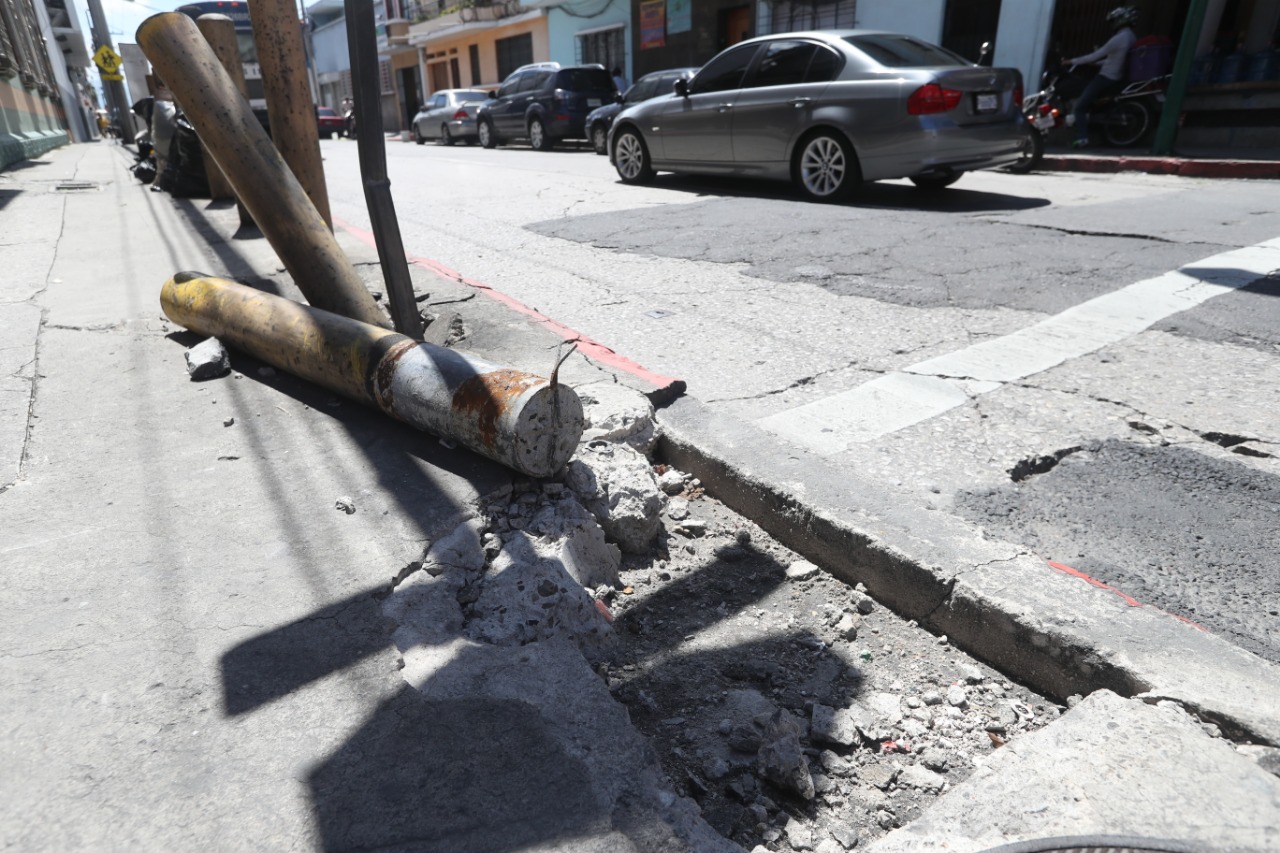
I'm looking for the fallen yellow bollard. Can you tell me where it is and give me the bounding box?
[162,273,584,478]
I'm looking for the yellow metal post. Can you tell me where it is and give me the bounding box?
[248,0,331,228]
[162,273,584,478]
[137,12,387,329]
[193,14,237,203]
[195,13,251,225]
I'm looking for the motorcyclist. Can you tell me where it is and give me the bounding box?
[1066,5,1138,148]
[341,96,356,138]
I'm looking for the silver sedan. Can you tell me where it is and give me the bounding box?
[609,30,1028,201]
[412,89,489,146]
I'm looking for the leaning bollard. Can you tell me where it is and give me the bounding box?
[195,14,249,219]
[137,12,387,330]
[248,0,332,228]
[162,273,584,478]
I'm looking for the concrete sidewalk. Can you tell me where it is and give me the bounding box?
[3,142,1279,851]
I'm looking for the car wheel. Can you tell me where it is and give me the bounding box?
[591,124,608,156]
[1005,127,1044,174]
[438,125,454,146]
[614,127,653,184]
[792,131,859,202]
[529,117,554,151]
[414,125,425,145]
[910,172,962,190]
[478,119,498,149]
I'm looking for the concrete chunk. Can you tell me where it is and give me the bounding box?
[868,690,1280,852]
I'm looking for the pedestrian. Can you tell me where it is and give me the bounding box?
[611,66,628,93]
[1066,5,1138,148]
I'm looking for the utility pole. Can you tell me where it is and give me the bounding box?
[83,0,131,146]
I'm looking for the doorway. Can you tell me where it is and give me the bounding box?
[397,66,422,129]
[719,5,753,50]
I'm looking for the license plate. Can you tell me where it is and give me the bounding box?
[588,98,602,107]
[976,93,998,113]
[1033,114,1056,130]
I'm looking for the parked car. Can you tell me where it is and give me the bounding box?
[411,89,489,146]
[315,106,345,139]
[477,63,617,151]
[586,67,698,155]
[608,30,1028,202]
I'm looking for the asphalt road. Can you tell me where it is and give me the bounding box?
[319,138,1280,664]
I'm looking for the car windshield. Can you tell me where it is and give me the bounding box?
[556,69,614,90]
[456,91,488,102]
[845,34,970,68]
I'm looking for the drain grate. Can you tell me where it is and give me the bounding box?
[54,182,100,192]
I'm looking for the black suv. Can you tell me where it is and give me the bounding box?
[476,63,617,151]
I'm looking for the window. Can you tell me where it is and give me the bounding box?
[845,34,969,68]
[495,32,533,81]
[497,72,524,98]
[624,76,657,104]
[469,44,481,86]
[765,0,857,33]
[578,26,625,72]
[430,94,447,109]
[806,46,843,82]
[555,68,614,90]
[692,45,757,94]
[749,41,816,88]
[518,70,553,93]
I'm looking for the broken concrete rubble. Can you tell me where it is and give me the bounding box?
[577,382,662,455]
[184,336,229,380]
[566,441,665,554]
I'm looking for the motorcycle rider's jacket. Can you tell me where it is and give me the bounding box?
[1069,27,1136,81]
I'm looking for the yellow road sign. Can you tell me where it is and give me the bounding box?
[94,45,121,74]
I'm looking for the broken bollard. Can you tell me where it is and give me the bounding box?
[161,273,584,477]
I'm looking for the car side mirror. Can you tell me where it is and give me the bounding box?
[673,78,689,97]
[488,90,497,99]
[614,92,624,104]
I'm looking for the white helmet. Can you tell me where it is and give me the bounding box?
[1106,5,1138,26]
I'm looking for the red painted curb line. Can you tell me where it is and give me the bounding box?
[334,217,686,399]
[1047,560,1207,631]
[1041,155,1280,179]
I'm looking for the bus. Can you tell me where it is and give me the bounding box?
[175,1,266,109]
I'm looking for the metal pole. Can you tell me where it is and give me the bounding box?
[194,15,237,202]
[83,0,132,147]
[248,0,332,228]
[162,273,584,478]
[195,13,254,228]
[1151,0,1211,156]
[137,12,388,329]
[343,0,425,339]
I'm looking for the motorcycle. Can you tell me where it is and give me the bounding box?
[1007,67,1169,173]
[1007,71,1066,173]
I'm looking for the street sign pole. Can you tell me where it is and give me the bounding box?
[84,0,132,147]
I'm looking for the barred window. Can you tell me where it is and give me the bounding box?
[495,32,532,81]
[577,26,624,72]
[765,0,857,34]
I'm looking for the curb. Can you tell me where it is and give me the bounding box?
[1042,153,1280,179]
[653,395,1280,747]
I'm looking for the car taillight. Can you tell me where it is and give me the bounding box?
[453,109,468,120]
[1013,86,1023,107]
[907,83,963,115]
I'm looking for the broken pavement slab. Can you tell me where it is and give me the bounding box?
[868,690,1280,852]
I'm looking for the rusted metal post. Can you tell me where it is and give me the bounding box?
[137,12,387,329]
[195,13,250,223]
[343,0,424,339]
[248,0,331,228]
[162,273,584,477]
[193,14,237,203]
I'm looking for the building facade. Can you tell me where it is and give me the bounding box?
[2,0,89,168]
